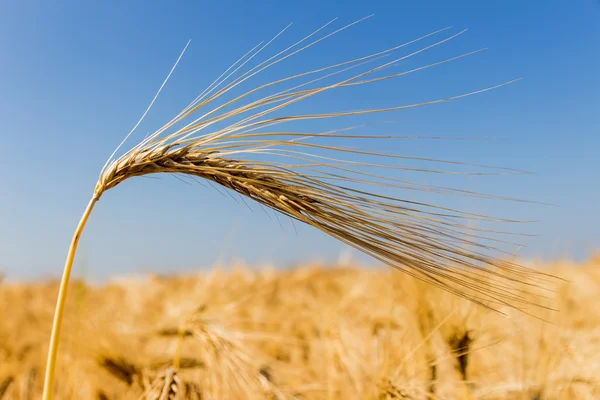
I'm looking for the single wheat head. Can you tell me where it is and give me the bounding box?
[42,17,558,399]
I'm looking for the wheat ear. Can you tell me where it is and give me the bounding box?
[42,18,554,399]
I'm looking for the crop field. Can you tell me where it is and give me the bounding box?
[1,254,599,399]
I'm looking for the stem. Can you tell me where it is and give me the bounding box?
[173,323,184,370]
[42,197,98,400]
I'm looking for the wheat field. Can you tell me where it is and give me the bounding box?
[1,254,599,399]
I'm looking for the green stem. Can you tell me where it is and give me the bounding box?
[42,197,97,400]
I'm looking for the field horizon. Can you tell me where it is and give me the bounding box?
[2,253,599,399]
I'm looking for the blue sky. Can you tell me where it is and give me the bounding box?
[0,0,598,281]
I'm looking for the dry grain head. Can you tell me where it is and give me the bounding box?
[93,18,558,313]
[44,18,561,399]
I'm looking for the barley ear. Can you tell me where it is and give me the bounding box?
[41,19,555,400]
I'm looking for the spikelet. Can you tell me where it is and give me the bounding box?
[142,367,181,400]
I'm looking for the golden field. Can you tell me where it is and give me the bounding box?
[1,254,599,400]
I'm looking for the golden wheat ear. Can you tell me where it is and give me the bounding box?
[43,17,558,399]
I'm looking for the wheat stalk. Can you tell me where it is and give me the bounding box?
[42,17,553,399]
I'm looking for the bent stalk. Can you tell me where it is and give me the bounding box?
[42,197,98,400]
[39,20,551,400]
